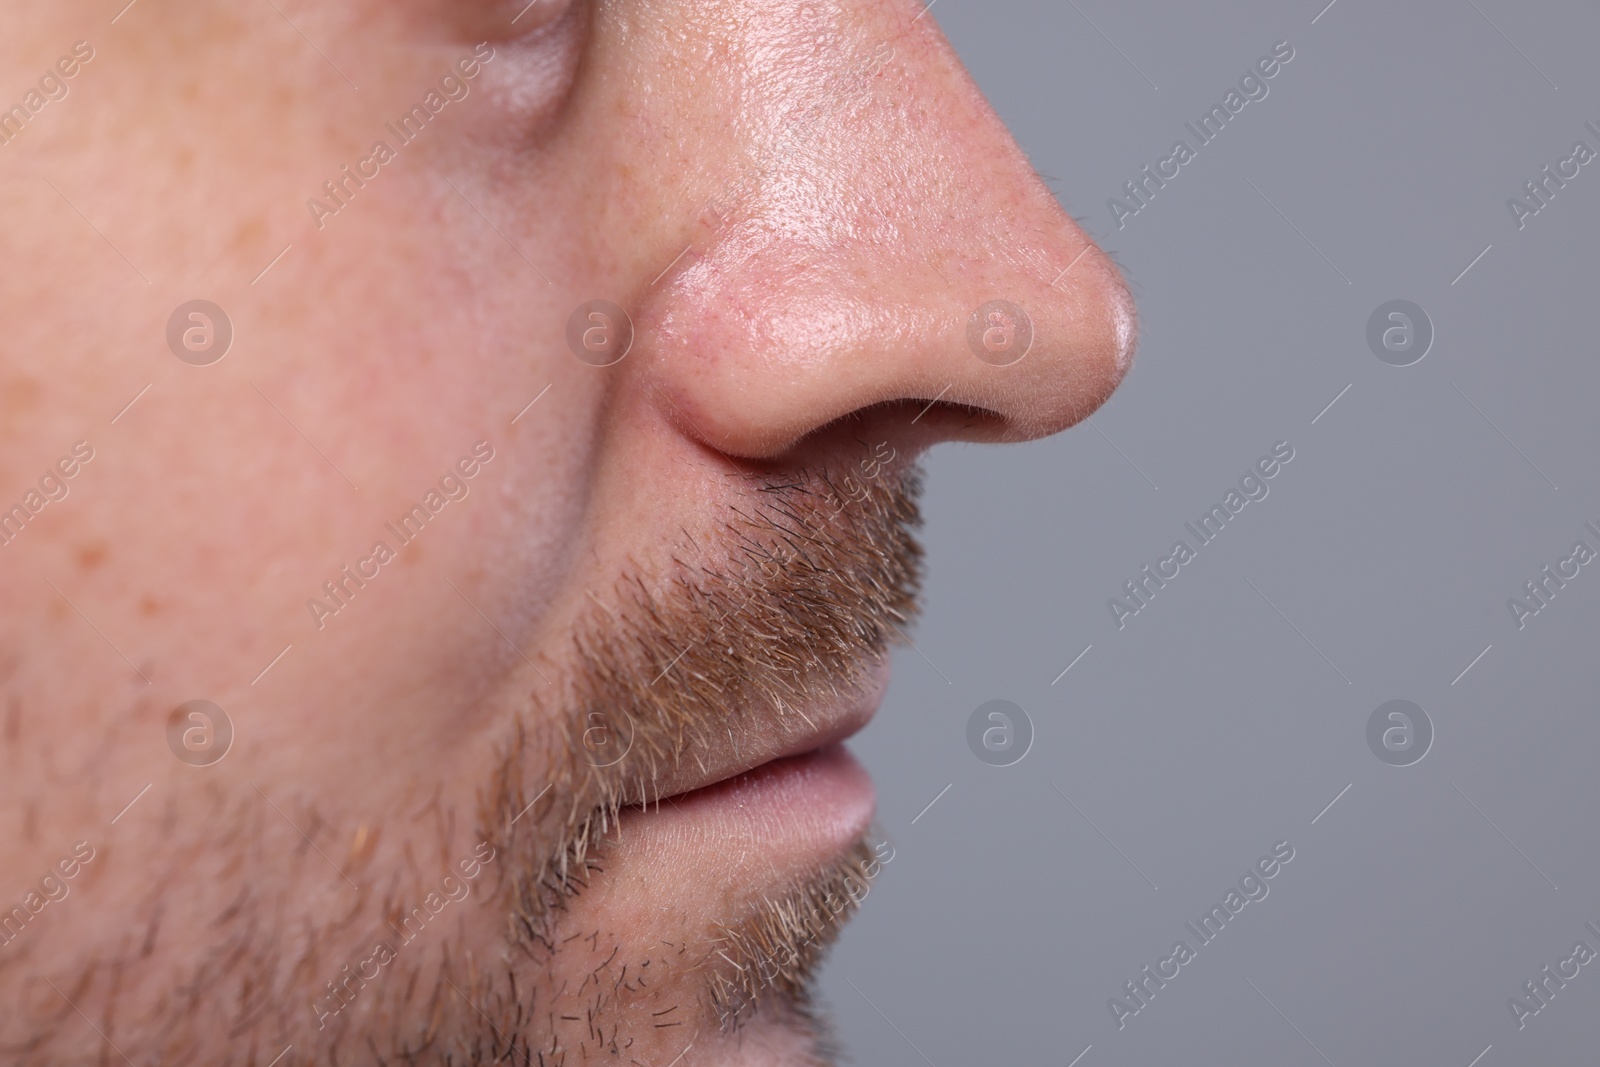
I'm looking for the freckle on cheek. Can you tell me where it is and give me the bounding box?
[75,543,108,572]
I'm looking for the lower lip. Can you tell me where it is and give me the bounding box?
[657,745,876,860]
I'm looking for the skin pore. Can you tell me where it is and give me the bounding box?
[0,0,1133,1063]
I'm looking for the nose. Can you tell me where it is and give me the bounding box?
[587,0,1136,458]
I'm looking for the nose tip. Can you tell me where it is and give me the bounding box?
[971,243,1139,443]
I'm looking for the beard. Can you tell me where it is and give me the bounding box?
[467,459,925,1060]
[3,459,924,1066]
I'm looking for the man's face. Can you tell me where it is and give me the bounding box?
[0,1,1132,1062]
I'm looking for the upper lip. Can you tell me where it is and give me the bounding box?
[641,657,890,804]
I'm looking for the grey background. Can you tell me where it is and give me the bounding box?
[818,1,1600,1064]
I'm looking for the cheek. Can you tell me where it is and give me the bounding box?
[20,211,608,815]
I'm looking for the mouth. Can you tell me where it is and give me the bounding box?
[640,655,890,881]
[657,744,878,874]
[593,660,891,1038]
[635,656,891,815]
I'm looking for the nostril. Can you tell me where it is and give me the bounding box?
[741,397,1012,469]
[900,391,1005,429]
[827,397,1009,441]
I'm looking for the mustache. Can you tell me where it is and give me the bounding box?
[484,458,925,934]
